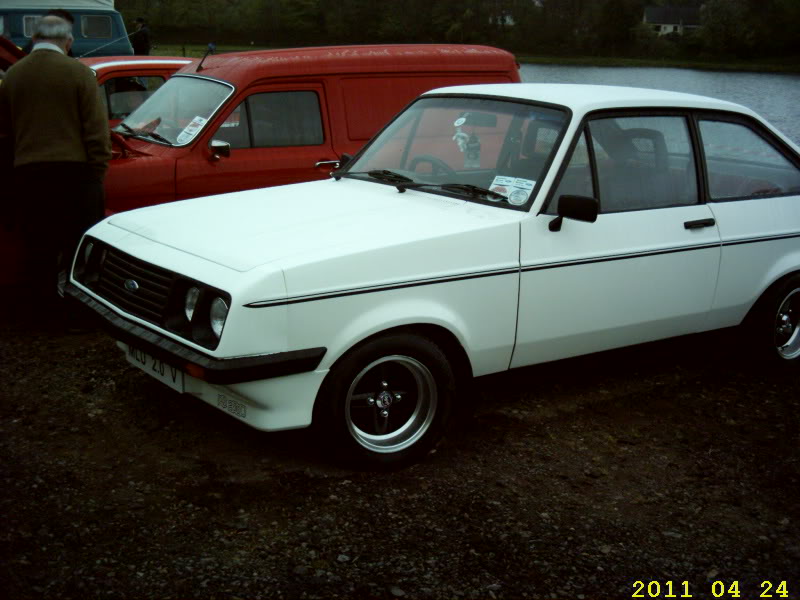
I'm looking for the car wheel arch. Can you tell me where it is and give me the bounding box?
[311,295,475,369]
[311,323,473,424]
[741,269,800,364]
[743,269,800,326]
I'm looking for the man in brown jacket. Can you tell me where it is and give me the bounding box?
[0,15,111,322]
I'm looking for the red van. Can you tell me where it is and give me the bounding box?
[105,44,521,213]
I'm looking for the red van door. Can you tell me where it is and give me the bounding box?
[175,84,338,200]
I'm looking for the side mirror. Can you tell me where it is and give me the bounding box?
[209,139,231,161]
[338,153,353,170]
[548,195,599,232]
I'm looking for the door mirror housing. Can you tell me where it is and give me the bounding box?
[209,139,231,160]
[549,195,599,232]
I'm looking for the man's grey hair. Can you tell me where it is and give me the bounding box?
[33,15,74,42]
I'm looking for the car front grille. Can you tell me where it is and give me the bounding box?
[74,237,231,350]
[94,247,174,325]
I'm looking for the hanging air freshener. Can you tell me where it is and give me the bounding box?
[465,133,481,169]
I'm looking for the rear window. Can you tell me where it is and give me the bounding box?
[82,15,112,38]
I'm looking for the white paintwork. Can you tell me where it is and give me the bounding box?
[74,83,800,434]
[513,204,721,367]
[706,196,800,329]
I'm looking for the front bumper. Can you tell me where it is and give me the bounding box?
[67,283,326,385]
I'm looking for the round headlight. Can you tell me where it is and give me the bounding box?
[83,241,94,265]
[209,297,229,338]
[185,287,200,322]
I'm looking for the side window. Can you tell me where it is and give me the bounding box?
[82,15,112,39]
[589,115,698,213]
[214,102,251,149]
[699,119,800,200]
[249,91,323,147]
[546,129,594,215]
[214,92,324,150]
[103,76,166,120]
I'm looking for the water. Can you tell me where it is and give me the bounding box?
[520,64,800,145]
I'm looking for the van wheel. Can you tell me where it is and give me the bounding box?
[748,274,800,364]
[317,333,455,469]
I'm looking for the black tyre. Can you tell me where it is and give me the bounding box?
[315,333,456,468]
[748,274,800,364]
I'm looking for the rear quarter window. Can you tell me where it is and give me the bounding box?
[699,119,800,200]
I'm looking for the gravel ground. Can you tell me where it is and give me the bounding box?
[1,306,798,600]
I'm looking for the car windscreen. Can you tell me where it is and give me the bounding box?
[115,75,233,147]
[342,95,569,210]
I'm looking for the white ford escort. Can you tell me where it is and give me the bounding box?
[68,84,800,467]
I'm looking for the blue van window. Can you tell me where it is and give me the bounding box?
[82,15,111,38]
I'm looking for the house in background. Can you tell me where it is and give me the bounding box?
[643,5,701,36]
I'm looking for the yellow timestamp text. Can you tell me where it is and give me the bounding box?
[632,580,791,598]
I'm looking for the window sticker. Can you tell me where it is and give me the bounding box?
[490,176,536,205]
[176,115,208,144]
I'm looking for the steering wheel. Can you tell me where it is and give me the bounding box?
[408,154,457,177]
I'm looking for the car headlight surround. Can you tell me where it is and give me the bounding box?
[166,279,232,348]
[175,282,232,349]
[72,236,106,286]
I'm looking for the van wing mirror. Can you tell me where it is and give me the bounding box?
[209,139,231,160]
[548,195,599,232]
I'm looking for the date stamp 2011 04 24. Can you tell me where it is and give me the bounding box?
[632,580,792,599]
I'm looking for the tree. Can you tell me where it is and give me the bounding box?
[700,0,753,57]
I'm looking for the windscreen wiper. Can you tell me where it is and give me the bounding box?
[396,182,507,201]
[138,130,173,146]
[336,170,414,184]
[115,123,136,137]
[116,122,173,146]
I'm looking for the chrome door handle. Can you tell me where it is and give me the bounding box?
[315,159,340,169]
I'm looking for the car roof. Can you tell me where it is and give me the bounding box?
[174,44,518,87]
[79,56,193,71]
[424,82,752,117]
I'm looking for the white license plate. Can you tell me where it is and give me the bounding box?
[125,344,185,393]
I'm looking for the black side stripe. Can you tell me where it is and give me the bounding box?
[246,231,800,309]
[522,242,720,273]
[720,232,800,248]
[245,267,519,308]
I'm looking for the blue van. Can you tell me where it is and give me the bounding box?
[0,0,133,58]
